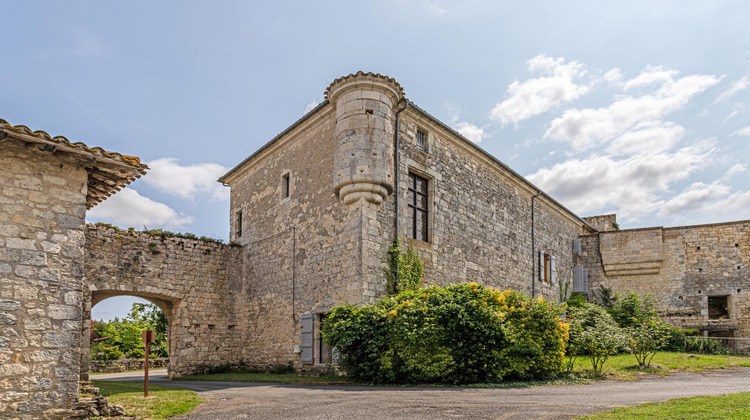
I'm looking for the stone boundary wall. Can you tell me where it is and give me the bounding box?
[83,224,244,377]
[89,358,169,373]
[581,220,750,337]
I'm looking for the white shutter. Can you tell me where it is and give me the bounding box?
[582,268,589,294]
[550,256,557,285]
[573,239,582,256]
[300,313,314,364]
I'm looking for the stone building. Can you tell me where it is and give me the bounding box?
[0,119,147,418]
[1,72,748,417]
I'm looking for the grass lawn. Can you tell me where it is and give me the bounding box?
[578,392,750,419]
[569,352,750,378]
[92,380,204,419]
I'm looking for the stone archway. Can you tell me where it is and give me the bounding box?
[81,289,181,379]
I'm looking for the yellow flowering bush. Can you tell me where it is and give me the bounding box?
[322,283,568,384]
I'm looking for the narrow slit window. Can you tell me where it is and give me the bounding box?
[235,211,243,238]
[282,173,290,199]
[408,172,429,242]
[416,129,427,151]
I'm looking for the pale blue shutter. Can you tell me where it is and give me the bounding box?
[573,239,582,256]
[550,256,557,285]
[300,313,314,364]
[539,251,545,282]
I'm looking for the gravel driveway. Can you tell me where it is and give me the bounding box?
[96,367,750,419]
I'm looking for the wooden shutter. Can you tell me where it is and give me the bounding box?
[550,256,557,285]
[300,313,314,364]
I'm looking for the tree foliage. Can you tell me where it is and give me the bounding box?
[91,302,168,360]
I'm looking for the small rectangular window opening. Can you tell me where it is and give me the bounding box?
[416,129,427,151]
[235,211,243,237]
[544,253,552,283]
[282,173,290,199]
[708,295,729,320]
[407,172,429,242]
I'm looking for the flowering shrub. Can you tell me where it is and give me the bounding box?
[566,302,626,374]
[322,283,568,384]
[628,318,672,367]
[578,325,626,376]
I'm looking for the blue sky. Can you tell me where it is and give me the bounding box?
[3,1,749,320]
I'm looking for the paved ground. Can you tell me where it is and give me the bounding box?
[95,367,750,419]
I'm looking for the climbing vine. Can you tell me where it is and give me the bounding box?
[386,239,424,294]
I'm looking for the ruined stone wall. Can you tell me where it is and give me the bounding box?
[381,110,589,299]
[227,107,363,369]
[581,220,750,336]
[0,140,88,419]
[83,225,242,377]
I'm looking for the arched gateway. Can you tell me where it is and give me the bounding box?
[82,225,243,379]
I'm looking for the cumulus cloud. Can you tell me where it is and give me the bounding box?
[527,142,714,221]
[144,158,229,201]
[544,67,721,151]
[87,188,193,229]
[606,122,685,155]
[714,75,749,103]
[454,122,485,143]
[657,182,731,217]
[731,126,750,137]
[489,55,589,126]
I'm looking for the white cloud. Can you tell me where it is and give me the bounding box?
[544,68,721,151]
[304,99,320,114]
[657,182,731,218]
[714,75,749,103]
[527,142,714,221]
[87,188,193,229]
[144,158,229,201]
[606,121,685,155]
[453,122,484,143]
[489,55,589,126]
[731,126,750,137]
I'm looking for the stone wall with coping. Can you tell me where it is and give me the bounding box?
[0,140,88,419]
[83,225,242,377]
[581,220,750,336]
[88,358,169,373]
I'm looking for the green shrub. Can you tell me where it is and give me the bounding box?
[578,324,626,376]
[323,284,568,384]
[628,318,672,367]
[90,342,123,360]
[565,302,626,374]
[566,292,587,308]
[608,292,658,328]
[386,239,423,294]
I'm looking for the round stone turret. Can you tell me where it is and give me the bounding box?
[325,72,404,205]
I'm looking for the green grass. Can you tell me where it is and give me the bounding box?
[92,380,204,419]
[578,392,750,419]
[176,370,353,384]
[569,352,750,377]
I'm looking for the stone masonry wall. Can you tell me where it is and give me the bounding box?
[379,109,590,299]
[0,140,88,419]
[83,225,242,377]
[581,220,750,337]
[227,107,363,369]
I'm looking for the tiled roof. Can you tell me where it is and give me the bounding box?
[0,118,149,209]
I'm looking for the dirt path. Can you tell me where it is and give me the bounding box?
[96,367,750,419]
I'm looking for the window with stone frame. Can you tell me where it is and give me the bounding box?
[281,172,290,199]
[408,172,429,242]
[539,251,557,284]
[235,210,243,237]
[416,128,428,151]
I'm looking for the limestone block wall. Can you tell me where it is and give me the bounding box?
[381,109,590,299]
[83,225,242,377]
[0,141,88,418]
[581,220,750,337]
[225,107,363,369]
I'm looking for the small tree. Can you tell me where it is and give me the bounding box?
[579,325,626,376]
[628,317,671,367]
[609,292,658,328]
[386,239,423,294]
